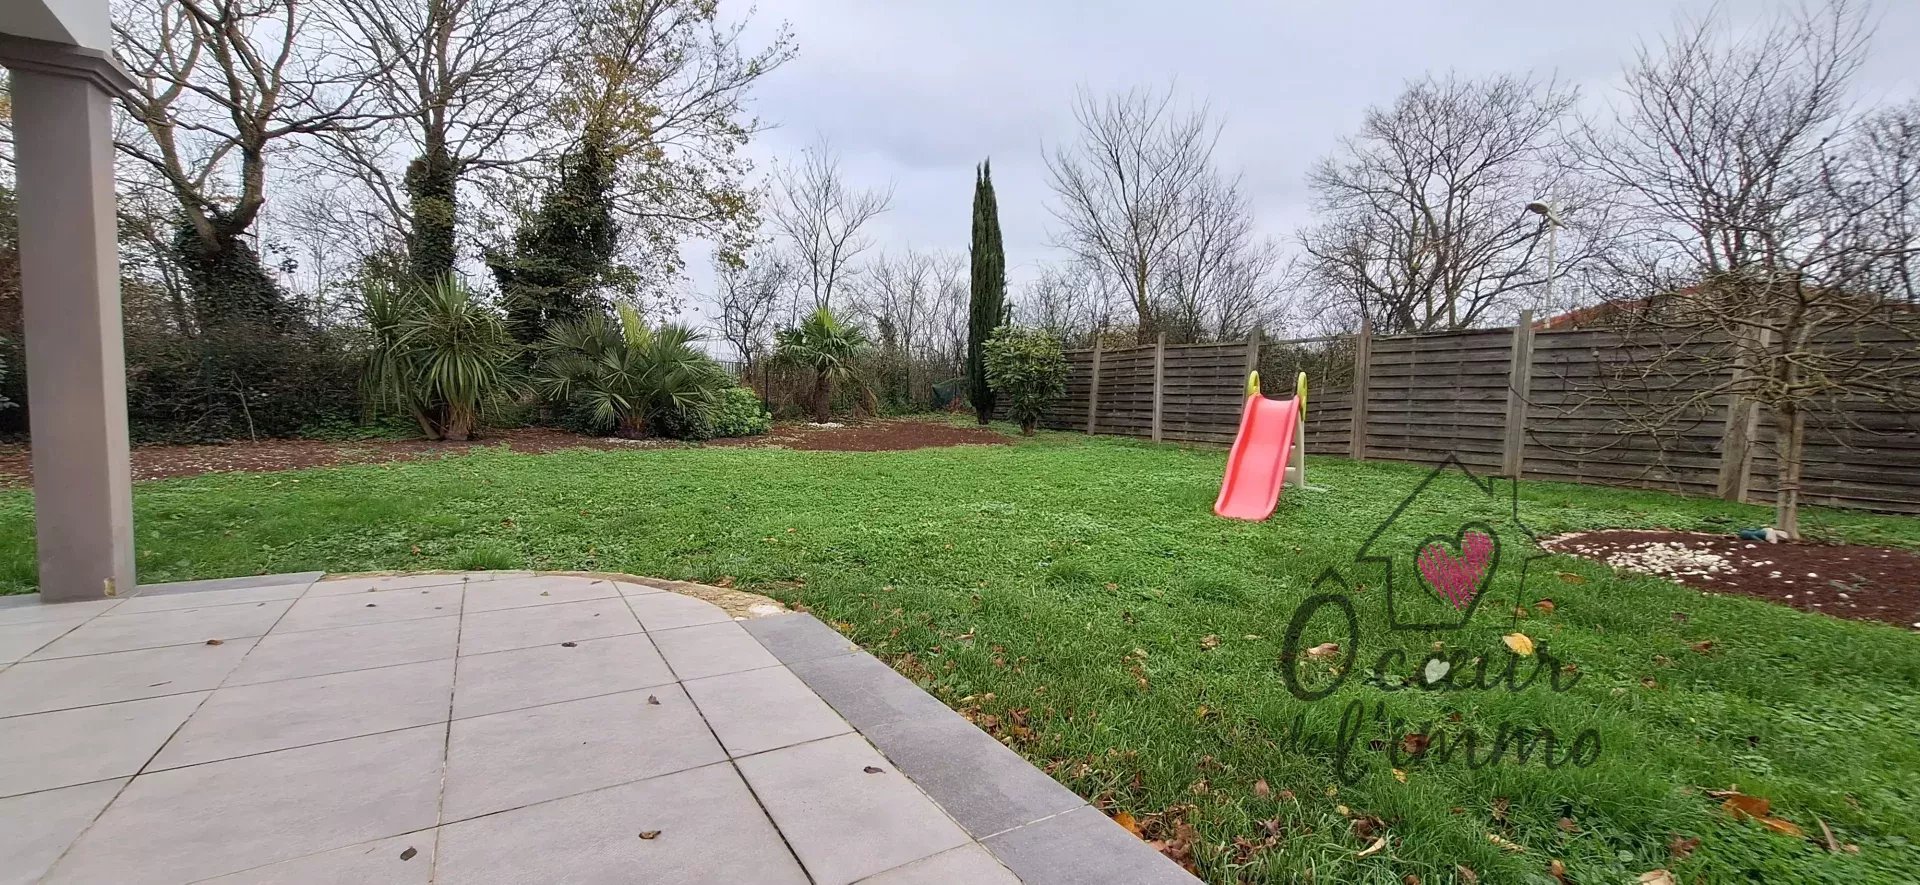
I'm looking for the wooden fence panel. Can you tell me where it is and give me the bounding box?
[1362,330,1513,471]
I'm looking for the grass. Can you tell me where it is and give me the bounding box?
[2,423,1917,883]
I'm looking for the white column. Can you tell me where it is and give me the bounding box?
[9,57,137,602]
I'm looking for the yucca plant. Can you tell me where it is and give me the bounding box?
[774,306,870,422]
[536,305,729,438]
[362,275,520,441]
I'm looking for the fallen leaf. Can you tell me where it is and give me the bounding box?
[1502,633,1535,656]
[1392,769,1408,783]
[1404,876,1422,885]
[399,846,417,861]
[1356,836,1388,858]
[1549,858,1569,884]
[1401,733,1432,756]
[1535,599,1557,615]
[1557,817,1577,834]
[646,695,660,705]
[1254,779,1271,799]
[1488,833,1526,852]
[1113,811,1144,837]
[1760,816,1805,837]
[1200,634,1220,650]
[638,830,661,840]
[862,765,884,774]
[1456,866,1480,884]
[1513,606,1530,619]
[1722,793,1771,820]
[1637,871,1675,885]
[204,639,223,646]
[1492,797,1510,822]
[1691,640,1716,654]
[1305,642,1340,661]
[1818,816,1840,853]
[1667,836,1700,861]
[560,641,577,647]
[1557,572,1588,584]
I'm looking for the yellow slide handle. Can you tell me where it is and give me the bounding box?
[1296,372,1308,416]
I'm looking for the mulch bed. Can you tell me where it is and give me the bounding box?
[1543,529,1920,629]
[706,420,1010,452]
[0,420,1010,489]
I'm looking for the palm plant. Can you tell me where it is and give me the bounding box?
[774,306,870,422]
[362,275,520,441]
[536,305,729,438]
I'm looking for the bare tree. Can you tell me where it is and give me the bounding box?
[770,140,893,312]
[715,247,792,367]
[1017,260,1105,345]
[1294,73,1583,335]
[1157,173,1282,341]
[1046,85,1219,343]
[114,0,381,326]
[552,0,796,288]
[1576,0,1919,535]
[317,0,565,281]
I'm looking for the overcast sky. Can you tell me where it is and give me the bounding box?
[682,0,1920,337]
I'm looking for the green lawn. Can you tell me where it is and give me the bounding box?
[3,424,1917,883]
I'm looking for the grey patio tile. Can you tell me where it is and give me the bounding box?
[0,778,127,885]
[613,579,665,596]
[460,570,535,582]
[44,725,446,885]
[306,573,469,597]
[461,575,619,613]
[150,658,454,770]
[434,762,807,885]
[858,844,1023,885]
[457,597,641,657]
[199,834,433,884]
[26,601,290,660]
[864,712,1085,838]
[735,732,970,885]
[683,665,852,757]
[789,650,955,732]
[112,581,309,615]
[742,612,860,664]
[453,633,674,720]
[224,615,458,686]
[275,585,462,633]
[982,805,1200,885]
[441,686,725,820]
[0,640,256,717]
[0,617,88,664]
[625,590,731,631]
[0,693,208,797]
[0,597,120,626]
[650,620,780,681]
[132,572,321,599]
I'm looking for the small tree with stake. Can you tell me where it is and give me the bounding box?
[984,327,1068,436]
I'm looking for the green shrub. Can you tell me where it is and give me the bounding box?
[535,305,730,440]
[362,275,521,441]
[983,326,1067,435]
[710,386,772,438]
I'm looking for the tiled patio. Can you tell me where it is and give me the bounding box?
[0,572,1196,884]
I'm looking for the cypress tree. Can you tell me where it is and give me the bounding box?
[968,159,1008,424]
[487,132,621,345]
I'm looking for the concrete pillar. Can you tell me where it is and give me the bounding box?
[6,48,137,601]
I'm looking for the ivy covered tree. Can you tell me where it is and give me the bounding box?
[968,160,1009,423]
[487,135,624,345]
[984,326,1067,436]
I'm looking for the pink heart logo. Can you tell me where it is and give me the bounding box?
[1417,531,1495,610]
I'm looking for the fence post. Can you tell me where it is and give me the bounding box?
[1086,339,1103,435]
[1502,310,1536,478]
[1243,329,1262,389]
[1349,319,1371,460]
[1151,332,1166,443]
[1717,326,1769,502]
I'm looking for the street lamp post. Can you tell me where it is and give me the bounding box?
[1526,200,1564,312]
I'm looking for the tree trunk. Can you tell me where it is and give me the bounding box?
[1771,404,1806,538]
[813,371,832,422]
[1020,417,1037,436]
[616,412,645,439]
[443,404,475,442]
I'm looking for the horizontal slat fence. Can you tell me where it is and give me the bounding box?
[1030,320,1919,514]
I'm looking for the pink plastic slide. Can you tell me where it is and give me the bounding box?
[1213,373,1306,521]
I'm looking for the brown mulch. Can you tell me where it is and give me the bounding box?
[1544,529,1920,629]
[705,419,1011,452]
[0,419,1010,489]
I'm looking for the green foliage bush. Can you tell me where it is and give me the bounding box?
[362,275,521,441]
[983,326,1067,435]
[535,306,730,440]
[709,386,772,438]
